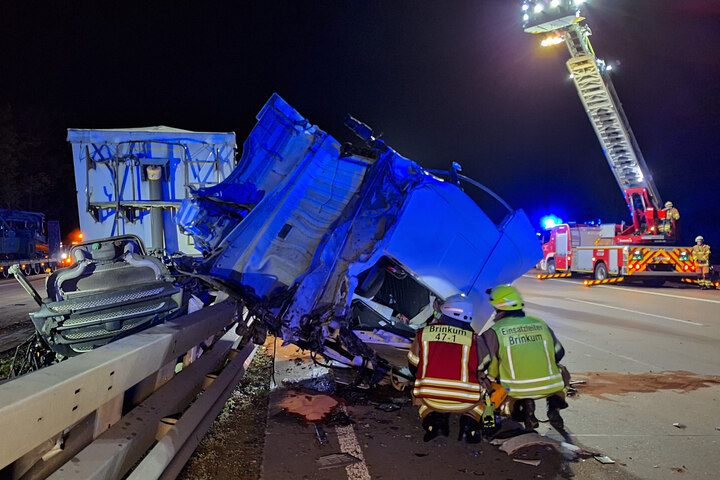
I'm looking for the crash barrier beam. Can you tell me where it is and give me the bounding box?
[47,331,251,480]
[536,273,572,280]
[583,277,624,286]
[0,300,238,472]
[128,342,257,480]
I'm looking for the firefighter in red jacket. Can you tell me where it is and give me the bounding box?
[408,294,484,443]
[476,285,569,431]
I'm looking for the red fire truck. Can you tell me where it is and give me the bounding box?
[523,2,694,286]
[539,223,695,286]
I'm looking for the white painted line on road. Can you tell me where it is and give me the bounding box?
[561,334,660,370]
[523,273,720,304]
[565,298,704,327]
[336,405,371,480]
[597,284,720,305]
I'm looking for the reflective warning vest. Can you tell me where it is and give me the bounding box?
[411,323,481,403]
[488,316,564,399]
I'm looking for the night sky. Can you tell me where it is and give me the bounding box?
[2,1,719,245]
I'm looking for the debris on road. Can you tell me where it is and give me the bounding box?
[317,452,362,470]
[276,391,339,422]
[314,424,328,445]
[492,433,563,456]
[376,403,401,412]
[594,455,616,464]
[672,422,686,429]
[513,458,542,466]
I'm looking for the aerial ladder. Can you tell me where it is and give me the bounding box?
[523,1,697,285]
[522,0,671,244]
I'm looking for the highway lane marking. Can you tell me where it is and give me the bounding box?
[522,274,720,305]
[565,298,704,326]
[560,334,660,369]
[335,405,371,480]
[597,284,720,305]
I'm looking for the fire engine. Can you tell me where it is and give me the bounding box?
[523,1,694,286]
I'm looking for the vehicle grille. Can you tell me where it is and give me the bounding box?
[61,301,167,327]
[49,286,167,314]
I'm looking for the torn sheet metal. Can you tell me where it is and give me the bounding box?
[175,93,541,376]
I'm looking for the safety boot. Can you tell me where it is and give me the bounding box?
[458,415,483,444]
[422,412,450,442]
[512,399,539,431]
[547,395,568,431]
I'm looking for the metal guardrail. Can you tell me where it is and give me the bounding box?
[0,300,256,479]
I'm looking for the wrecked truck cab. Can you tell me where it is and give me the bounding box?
[176,93,541,380]
[21,93,539,381]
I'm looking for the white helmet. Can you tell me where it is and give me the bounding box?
[695,235,704,243]
[665,201,673,208]
[440,294,474,323]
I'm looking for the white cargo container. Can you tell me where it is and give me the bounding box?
[67,126,236,254]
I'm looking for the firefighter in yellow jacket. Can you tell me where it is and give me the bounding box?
[692,236,712,289]
[476,285,569,431]
[407,294,484,443]
[660,201,680,238]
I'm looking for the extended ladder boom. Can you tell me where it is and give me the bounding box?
[564,24,662,207]
[522,0,666,239]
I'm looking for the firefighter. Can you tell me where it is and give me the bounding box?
[660,201,680,238]
[477,285,569,431]
[691,236,712,289]
[407,294,485,443]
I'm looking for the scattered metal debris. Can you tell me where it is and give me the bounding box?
[672,422,686,429]
[317,452,362,470]
[376,403,401,412]
[594,455,615,464]
[314,424,328,445]
[513,458,541,466]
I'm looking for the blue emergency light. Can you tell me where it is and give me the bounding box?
[541,215,563,229]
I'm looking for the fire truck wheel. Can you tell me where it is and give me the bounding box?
[22,265,32,276]
[594,262,608,281]
[547,259,557,275]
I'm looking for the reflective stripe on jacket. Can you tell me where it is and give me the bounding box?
[487,315,564,399]
[409,320,481,403]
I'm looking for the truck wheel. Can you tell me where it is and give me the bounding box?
[547,259,556,275]
[32,264,41,275]
[0,269,7,278]
[594,262,608,281]
[23,265,31,276]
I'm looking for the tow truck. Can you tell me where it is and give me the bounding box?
[523,1,695,286]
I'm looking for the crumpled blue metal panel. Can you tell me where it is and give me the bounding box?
[178,93,541,343]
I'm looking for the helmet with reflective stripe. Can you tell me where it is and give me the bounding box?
[486,284,524,311]
[440,294,474,322]
[695,235,704,243]
[665,201,673,208]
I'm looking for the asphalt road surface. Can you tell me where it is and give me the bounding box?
[263,275,720,480]
[0,275,46,352]
[1,273,718,478]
